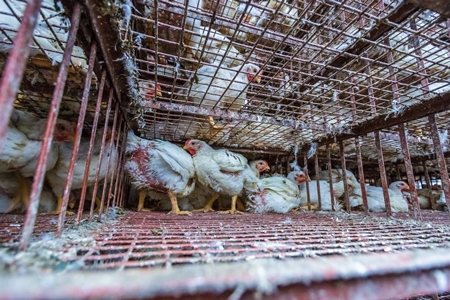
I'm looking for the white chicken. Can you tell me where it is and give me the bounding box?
[187,63,262,111]
[185,0,244,67]
[350,181,410,212]
[138,80,162,100]
[124,131,196,215]
[1,110,75,210]
[183,139,248,214]
[0,0,87,70]
[246,169,307,214]
[46,132,118,215]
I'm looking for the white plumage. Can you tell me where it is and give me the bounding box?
[350,181,409,212]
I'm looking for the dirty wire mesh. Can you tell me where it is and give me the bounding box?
[1,0,450,298]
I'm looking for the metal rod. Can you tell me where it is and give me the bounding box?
[0,0,42,151]
[374,131,392,217]
[89,88,114,221]
[304,154,311,210]
[398,123,421,220]
[422,160,436,210]
[314,152,322,210]
[110,117,123,208]
[326,144,335,211]
[53,40,96,230]
[74,70,107,224]
[339,141,350,213]
[103,101,120,214]
[429,114,450,210]
[355,137,369,214]
[19,3,82,249]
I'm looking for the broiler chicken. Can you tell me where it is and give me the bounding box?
[185,0,244,67]
[1,109,75,211]
[46,131,118,215]
[246,169,306,214]
[138,80,162,100]
[187,63,262,111]
[124,131,196,215]
[350,181,410,212]
[183,139,248,214]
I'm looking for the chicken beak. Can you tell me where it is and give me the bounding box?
[254,76,261,84]
[66,134,76,142]
[156,91,162,97]
[183,145,189,150]
[264,165,270,171]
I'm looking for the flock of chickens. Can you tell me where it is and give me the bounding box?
[0,109,118,214]
[124,131,447,215]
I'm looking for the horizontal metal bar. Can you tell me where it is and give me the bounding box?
[0,248,449,299]
[141,100,342,134]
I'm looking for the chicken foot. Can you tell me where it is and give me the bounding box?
[193,193,219,213]
[137,189,152,212]
[219,195,244,215]
[167,190,192,216]
[4,172,28,213]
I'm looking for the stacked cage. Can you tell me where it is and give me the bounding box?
[1,0,450,298]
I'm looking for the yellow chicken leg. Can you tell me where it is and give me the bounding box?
[167,190,191,216]
[219,195,244,214]
[137,189,152,212]
[193,193,219,213]
[44,196,74,215]
[4,190,22,213]
[16,172,30,209]
[236,197,245,212]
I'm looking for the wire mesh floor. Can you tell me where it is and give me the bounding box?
[1,210,450,272]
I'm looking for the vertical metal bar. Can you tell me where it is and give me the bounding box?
[314,152,322,210]
[304,154,311,210]
[115,126,129,207]
[422,160,436,210]
[54,41,97,232]
[339,141,350,213]
[0,0,42,150]
[355,137,369,214]
[374,132,392,216]
[429,114,450,209]
[89,88,114,221]
[398,123,421,220]
[108,116,123,209]
[102,102,119,214]
[75,70,107,225]
[326,144,335,211]
[19,3,82,249]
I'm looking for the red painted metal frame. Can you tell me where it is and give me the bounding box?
[19,3,82,249]
[0,0,42,151]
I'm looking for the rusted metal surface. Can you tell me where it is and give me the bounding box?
[314,152,322,210]
[339,140,350,213]
[355,137,369,213]
[326,144,335,211]
[57,41,97,235]
[422,160,437,210]
[429,114,450,209]
[406,0,450,18]
[0,0,42,150]
[399,123,421,220]
[2,211,450,299]
[303,154,311,210]
[374,131,392,217]
[19,3,82,249]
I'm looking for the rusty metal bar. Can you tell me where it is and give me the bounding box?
[19,3,82,249]
[0,0,42,151]
[314,152,321,210]
[115,127,129,208]
[374,132,392,216]
[73,70,107,225]
[102,101,120,215]
[398,123,421,220]
[108,116,123,209]
[304,154,311,210]
[422,160,436,210]
[326,144,335,211]
[52,40,96,232]
[89,88,113,221]
[406,0,450,18]
[0,247,449,299]
[429,114,450,209]
[355,137,369,214]
[142,101,339,134]
[339,141,350,213]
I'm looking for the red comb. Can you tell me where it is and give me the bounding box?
[184,138,192,146]
[156,83,161,91]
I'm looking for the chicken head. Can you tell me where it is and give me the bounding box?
[139,81,162,99]
[183,139,202,155]
[393,181,410,192]
[53,120,76,142]
[244,63,263,83]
